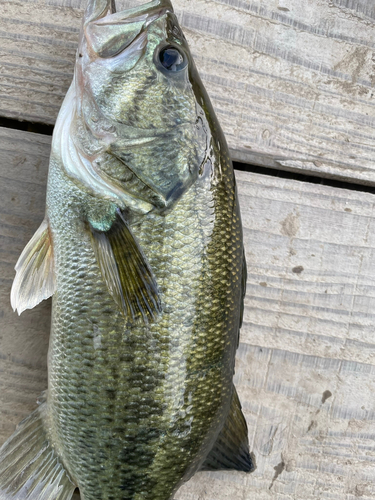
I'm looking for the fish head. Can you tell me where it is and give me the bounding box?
[72,0,210,212]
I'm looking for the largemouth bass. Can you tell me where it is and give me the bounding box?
[0,0,253,499]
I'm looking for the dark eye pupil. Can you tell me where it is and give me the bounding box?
[159,48,184,71]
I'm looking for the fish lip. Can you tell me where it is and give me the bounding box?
[83,0,173,58]
[117,0,173,19]
[96,0,173,24]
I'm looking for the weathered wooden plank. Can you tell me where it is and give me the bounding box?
[1,0,375,183]
[0,127,51,436]
[1,127,375,499]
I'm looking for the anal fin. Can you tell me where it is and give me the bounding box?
[0,404,75,500]
[11,219,55,315]
[200,386,254,473]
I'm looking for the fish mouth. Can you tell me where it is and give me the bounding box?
[112,0,172,21]
[86,0,173,23]
[84,0,173,59]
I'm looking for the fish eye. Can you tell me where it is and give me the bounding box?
[156,45,187,73]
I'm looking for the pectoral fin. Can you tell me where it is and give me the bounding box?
[200,386,254,473]
[0,403,76,500]
[90,209,161,323]
[11,219,55,315]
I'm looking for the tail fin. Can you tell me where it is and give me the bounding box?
[0,404,76,500]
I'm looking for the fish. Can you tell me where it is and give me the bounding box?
[0,0,253,499]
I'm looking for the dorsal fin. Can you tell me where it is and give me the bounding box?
[200,386,254,473]
[11,219,55,315]
[90,209,161,324]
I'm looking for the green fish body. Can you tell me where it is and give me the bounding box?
[1,1,253,499]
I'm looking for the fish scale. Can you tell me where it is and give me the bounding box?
[1,1,252,499]
[44,141,240,500]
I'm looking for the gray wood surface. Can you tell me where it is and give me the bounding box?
[1,127,374,499]
[1,0,375,183]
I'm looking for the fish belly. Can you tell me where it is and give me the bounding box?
[46,159,243,500]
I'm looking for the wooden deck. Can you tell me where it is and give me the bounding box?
[1,1,375,499]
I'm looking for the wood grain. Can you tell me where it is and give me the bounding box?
[0,127,51,437]
[1,0,375,183]
[1,128,375,499]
